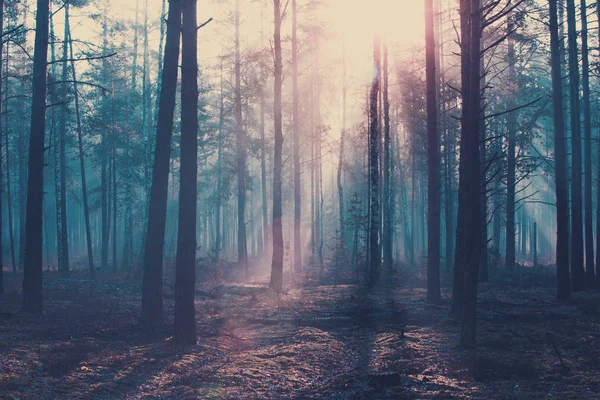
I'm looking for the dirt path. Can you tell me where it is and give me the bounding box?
[1,271,599,399]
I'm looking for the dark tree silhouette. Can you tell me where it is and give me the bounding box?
[141,0,182,324]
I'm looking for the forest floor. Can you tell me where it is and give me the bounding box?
[1,264,599,399]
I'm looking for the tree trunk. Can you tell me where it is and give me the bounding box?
[368,35,381,287]
[425,0,440,303]
[234,0,248,276]
[174,0,198,344]
[580,0,594,288]
[292,0,302,276]
[270,0,284,293]
[452,0,482,348]
[505,15,517,270]
[0,0,4,295]
[479,18,488,282]
[57,2,70,277]
[5,39,15,274]
[597,0,600,291]
[215,65,224,261]
[68,21,95,279]
[382,41,392,272]
[141,0,182,324]
[566,0,585,291]
[22,0,49,313]
[550,0,571,300]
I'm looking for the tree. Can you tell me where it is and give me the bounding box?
[382,40,392,272]
[292,0,301,276]
[580,0,594,288]
[68,14,95,279]
[368,35,381,286]
[452,0,482,348]
[57,0,70,277]
[234,0,248,276]
[0,0,4,296]
[269,0,284,293]
[425,0,440,304]
[174,0,198,345]
[566,0,585,291]
[550,0,570,300]
[21,0,49,313]
[505,14,517,270]
[141,0,182,324]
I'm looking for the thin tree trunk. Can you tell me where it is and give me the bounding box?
[22,0,49,313]
[141,0,182,324]
[0,0,4,295]
[215,64,224,261]
[234,0,248,276]
[425,0,440,304]
[338,42,346,252]
[505,15,517,270]
[368,35,381,287]
[580,0,594,288]
[566,0,585,291]
[479,20,488,282]
[550,0,571,300]
[382,40,392,272]
[4,36,15,274]
[292,0,301,276]
[68,22,95,279]
[57,2,70,276]
[270,0,284,293]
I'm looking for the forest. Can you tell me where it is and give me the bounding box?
[1,0,600,398]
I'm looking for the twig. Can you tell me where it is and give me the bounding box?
[546,332,567,370]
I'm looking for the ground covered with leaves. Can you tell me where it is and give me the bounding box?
[1,265,599,399]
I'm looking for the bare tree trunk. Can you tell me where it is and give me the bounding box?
[580,0,594,288]
[0,0,4,295]
[452,0,482,349]
[505,15,517,270]
[425,0,440,304]
[141,0,182,324]
[382,40,392,272]
[292,0,302,276]
[479,18,488,282]
[57,2,70,277]
[4,39,15,274]
[368,35,381,287]
[68,21,95,279]
[234,0,248,276]
[174,0,198,344]
[550,0,571,300]
[270,0,284,293]
[566,0,585,291]
[215,64,224,261]
[22,0,49,313]
[338,41,346,254]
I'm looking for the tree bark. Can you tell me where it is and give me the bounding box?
[566,0,585,291]
[580,0,594,288]
[270,0,284,293]
[368,35,381,287]
[550,0,571,300]
[382,40,392,272]
[174,0,198,344]
[505,15,517,270]
[141,0,182,324]
[68,20,95,279]
[292,0,302,276]
[22,0,49,313]
[235,0,248,276]
[425,0,440,304]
